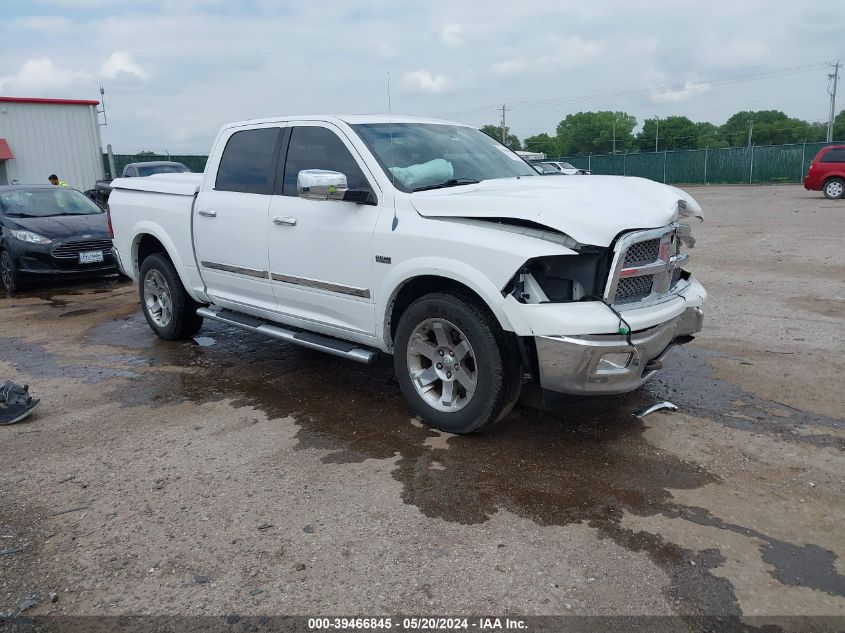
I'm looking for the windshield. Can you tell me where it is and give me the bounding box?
[560,162,576,170]
[352,123,536,192]
[137,164,190,176]
[0,189,104,217]
[534,163,559,174]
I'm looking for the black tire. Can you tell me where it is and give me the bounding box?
[138,252,203,340]
[823,177,845,200]
[393,292,522,434]
[0,249,24,293]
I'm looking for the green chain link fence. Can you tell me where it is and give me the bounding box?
[103,140,842,185]
[102,154,208,179]
[554,140,842,185]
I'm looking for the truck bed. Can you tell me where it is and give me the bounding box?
[110,173,203,196]
[108,173,206,296]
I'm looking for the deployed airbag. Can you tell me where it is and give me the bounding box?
[389,159,453,189]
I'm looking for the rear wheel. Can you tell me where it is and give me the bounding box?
[0,249,24,293]
[823,177,844,199]
[138,253,203,340]
[393,292,522,434]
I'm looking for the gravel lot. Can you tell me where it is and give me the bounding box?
[1,184,843,625]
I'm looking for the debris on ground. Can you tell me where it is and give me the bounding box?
[633,401,679,419]
[50,592,59,603]
[193,575,209,584]
[17,597,37,612]
[303,525,315,533]
[0,544,26,557]
[0,381,41,425]
[257,522,272,530]
[294,563,306,571]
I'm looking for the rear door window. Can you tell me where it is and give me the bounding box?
[281,126,370,196]
[821,148,845,163]
[216,127,281,194]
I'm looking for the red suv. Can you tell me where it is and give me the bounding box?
[804,145,845,199]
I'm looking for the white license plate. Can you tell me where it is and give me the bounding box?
[79,251,104,264]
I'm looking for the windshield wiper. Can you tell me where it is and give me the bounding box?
[412,178,480,192]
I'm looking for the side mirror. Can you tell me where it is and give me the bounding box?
[297,169,348,201]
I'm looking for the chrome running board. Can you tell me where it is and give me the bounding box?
[196,307,379,365]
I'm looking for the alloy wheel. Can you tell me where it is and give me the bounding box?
[406,317,478,412]
[143,269,173,327]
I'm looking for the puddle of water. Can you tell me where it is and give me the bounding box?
[0,336,136,382]
[32,307,845,614]
[4,277,130,308]
[85,316,736,611]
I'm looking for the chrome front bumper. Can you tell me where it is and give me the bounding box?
[534,306,704,395]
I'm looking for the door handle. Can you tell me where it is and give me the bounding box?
[197,208,217,217]
[272,216,297,226]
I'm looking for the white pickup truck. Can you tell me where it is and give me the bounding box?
[109,115,706,434]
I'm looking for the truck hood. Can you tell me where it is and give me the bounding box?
[409,176,702,246]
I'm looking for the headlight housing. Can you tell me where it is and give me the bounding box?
[9,230,52,245]
[504,248,612,303]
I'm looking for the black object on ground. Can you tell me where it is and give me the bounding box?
[0,381,41,425]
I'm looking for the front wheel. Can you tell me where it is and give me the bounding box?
[138,253,203,340]
[823,178,844,199]
[0,249,24,293]
[393,292,522,434]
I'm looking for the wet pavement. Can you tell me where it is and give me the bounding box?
[0,185,843,625]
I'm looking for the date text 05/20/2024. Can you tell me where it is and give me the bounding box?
[307,617,528,630]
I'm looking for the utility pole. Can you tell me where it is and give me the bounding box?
[827,61,840,142]
[748,120,753,147]
[654,117,659,152]
[500,104,508,145]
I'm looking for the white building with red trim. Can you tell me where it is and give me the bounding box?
[0,96,105,190]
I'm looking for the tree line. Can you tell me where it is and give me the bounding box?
[481,109,845,157]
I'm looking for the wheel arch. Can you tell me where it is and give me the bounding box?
[129,225,204,302]
[382,270,514,351]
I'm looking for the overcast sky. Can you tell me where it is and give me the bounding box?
[1,0,842,153]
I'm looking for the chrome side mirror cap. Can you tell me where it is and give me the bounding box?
[297,170,348,201]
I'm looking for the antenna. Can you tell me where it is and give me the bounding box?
[97,86,108,126]
[388,72,398,231]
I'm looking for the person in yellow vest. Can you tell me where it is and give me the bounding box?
[48,174,68,186]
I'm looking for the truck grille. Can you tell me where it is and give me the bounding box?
[605,226,689,306]
[615,275,655,303]
[52,239,113,259]
[622,239,660,267]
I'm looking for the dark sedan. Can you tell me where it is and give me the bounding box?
[0,185,117,292]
